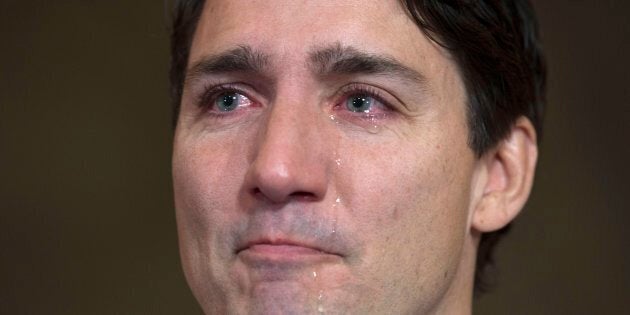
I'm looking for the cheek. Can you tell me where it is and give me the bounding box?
[336,136,470,229]
[333,128,474,289]
[172,136,245,242]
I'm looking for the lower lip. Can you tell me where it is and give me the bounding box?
[239,244,339,263]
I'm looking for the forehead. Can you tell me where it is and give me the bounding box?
[188,0,455,80]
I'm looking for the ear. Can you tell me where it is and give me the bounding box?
[472,117,538,233]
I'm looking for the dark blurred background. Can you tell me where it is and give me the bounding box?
[1,1,628,314]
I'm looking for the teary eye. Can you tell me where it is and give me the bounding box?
[216,92,250,112]
[346,95,374,113]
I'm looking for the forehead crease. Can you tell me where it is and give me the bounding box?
[308,42,351,73]
[214,45,270,71]
[308,42,427,84]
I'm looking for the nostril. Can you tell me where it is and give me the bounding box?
[251,187,264,198]
[289,191,317,201]
[251,187,316,202]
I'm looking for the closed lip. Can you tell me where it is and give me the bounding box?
[236,238,343,258]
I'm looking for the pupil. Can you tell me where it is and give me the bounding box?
[352,96,368,111]
[220,94,237,111]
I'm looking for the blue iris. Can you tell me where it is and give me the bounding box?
[346,95,373,112]
[216,93,240,112]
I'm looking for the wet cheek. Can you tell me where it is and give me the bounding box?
[334,137,465,254]
[333,142,424,227]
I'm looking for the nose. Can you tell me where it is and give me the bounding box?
[244,100,329,204]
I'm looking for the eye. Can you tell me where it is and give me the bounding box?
[345,95,374,113]
[215,92,252,112]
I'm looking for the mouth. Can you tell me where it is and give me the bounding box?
[236,239,343,264]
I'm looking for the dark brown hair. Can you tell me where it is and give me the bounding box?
[169,0,546,296]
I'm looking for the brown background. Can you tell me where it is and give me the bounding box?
[1,1,628,314]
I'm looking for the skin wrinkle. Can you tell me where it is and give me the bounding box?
[185,43,430,120]
[228,207,364,260]
[185,45,270,86]
[172,0,499,314]
[186,43,427,86]
[308,43,428,86]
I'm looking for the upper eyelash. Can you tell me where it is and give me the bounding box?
[196,84,248,110]
[337,84,390,108]
[195,83,390,112]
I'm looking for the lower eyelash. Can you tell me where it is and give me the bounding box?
[197,84,243,110]
[339,84,388,107]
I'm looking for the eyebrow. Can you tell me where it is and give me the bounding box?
[308,43,427,84]
[185,43,426,86]
[185,45,269,84]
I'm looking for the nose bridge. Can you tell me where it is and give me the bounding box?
[246,91,329,203]
[264,97,314,157]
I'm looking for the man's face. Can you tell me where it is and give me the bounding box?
[173,0,481,313]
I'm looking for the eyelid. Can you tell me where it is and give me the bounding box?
[336,83,395,112]
[197,83,260,111]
